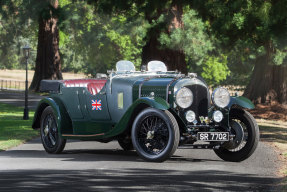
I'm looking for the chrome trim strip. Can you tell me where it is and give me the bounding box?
[166,75,184,102]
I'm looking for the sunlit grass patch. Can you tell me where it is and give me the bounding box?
[0,103,39,151]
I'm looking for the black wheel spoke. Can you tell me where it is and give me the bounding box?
[40,107,66,154]
[42,113,58,148]
[49,132,56,146]
[44,135,52,148]
[226,117,250,152]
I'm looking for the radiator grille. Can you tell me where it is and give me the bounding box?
[178,84,210,122]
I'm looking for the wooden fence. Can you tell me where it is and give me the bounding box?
[0,79,31,91]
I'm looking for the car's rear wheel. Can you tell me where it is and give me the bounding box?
[40,106,66,154]
[214,108,259,162]
[131,108,179,162]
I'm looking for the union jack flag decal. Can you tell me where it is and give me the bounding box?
[91,100,102,110]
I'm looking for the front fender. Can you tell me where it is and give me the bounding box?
[32,97,72,136]
[104,97,169,138]
[228,96,255,109]
[133,97,170,110]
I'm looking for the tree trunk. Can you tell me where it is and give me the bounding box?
[244,42,287,104]
[141,4,187,74]
[142,37,187,73]
[30,0,62,91]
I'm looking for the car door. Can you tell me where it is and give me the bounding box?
[85,87,111,121]
[75,85,112,135]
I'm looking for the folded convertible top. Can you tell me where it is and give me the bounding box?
[40,80,63,93]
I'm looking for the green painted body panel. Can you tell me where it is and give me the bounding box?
[55,85,112,138]
[72,121,113,135]
[228,96,255,109]
[59,96,169,140]
[60,87,85,119]
[33,97,73,136]
[33,73,239,140]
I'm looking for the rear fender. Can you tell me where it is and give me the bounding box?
[104,97,169,138]
[32,97,73,136]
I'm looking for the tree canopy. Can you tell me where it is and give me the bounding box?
[1,0,287,103]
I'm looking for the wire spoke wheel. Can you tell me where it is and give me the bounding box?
[40,106,66,154]
[132,108,179,162]
[42,114,58,148]
[137,116,169,155]
[214,108,259,162]
[228,119,249,152]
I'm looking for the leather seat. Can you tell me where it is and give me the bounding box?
[63,79,107,95]
[87,82,106,95]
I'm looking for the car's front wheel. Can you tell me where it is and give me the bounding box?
[214,108,259,162]
[131,108,179,162]
[40,106,66,154]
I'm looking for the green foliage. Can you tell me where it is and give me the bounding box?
[159,9,214,66]
[0,0,147,75]
[190,0,287,87]
[273,49,287,65]
[2,0,287,90]
[201,55,230,86]
[0,0,39,70]
[59,1,147,76]
[158,8,231,84]
[232,13,245,30]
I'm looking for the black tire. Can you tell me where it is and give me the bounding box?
[118,137,134,151]
[40,106,66,154]
[214,108,259,162]
[131,108,179,162]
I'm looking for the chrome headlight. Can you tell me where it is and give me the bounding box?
[212,87,230,108]
[185,110,196,123]
[212,110,223,123]
[175,87,193,108]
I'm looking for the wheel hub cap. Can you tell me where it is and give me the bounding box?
[224,120,244,149]
[146,131,155,139]
[44,125,49,136]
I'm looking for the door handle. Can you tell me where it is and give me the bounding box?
[99,91,106,95]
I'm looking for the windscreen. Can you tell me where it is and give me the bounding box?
[147,60,167,72]
[116,60,135,72]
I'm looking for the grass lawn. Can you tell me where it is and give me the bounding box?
[0,69,87,90]
[0,103,39,151]
[0,69,86,81]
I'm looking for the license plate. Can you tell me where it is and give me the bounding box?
[197,132,229,141]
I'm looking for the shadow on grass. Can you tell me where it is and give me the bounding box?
[0,103,22,112]
[259,125,287,144]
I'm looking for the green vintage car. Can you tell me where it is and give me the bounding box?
[32,60,259,162]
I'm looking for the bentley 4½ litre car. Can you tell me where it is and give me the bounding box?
[32,60,259,162]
